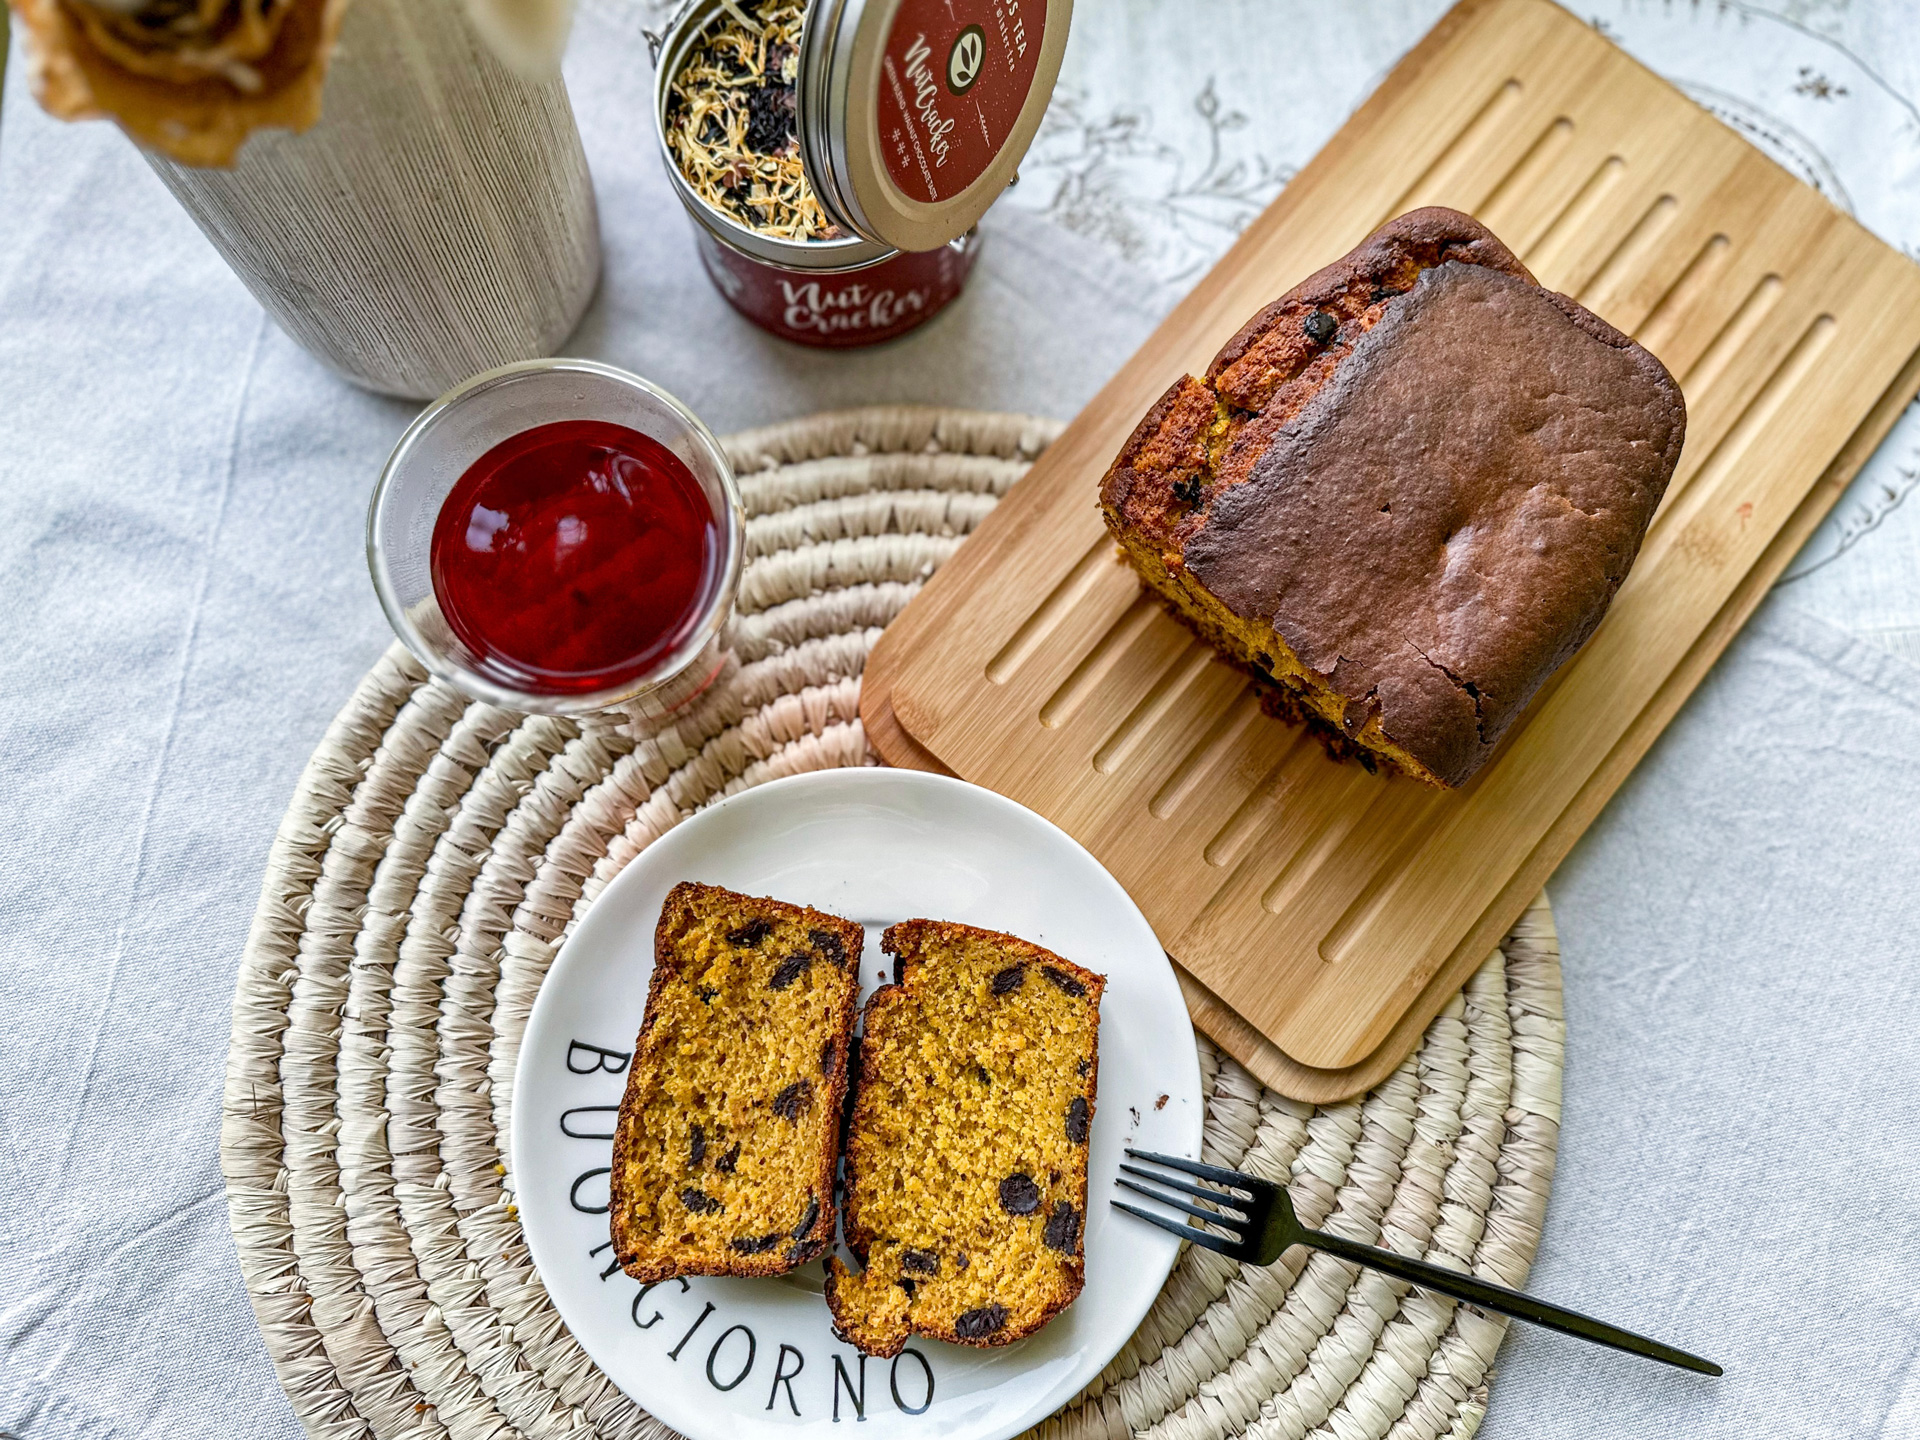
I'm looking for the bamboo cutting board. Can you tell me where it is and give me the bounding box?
[863,0,1920,1101]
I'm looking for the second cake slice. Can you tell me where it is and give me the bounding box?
[610,881,863,1281]
[826,920,1105,1356]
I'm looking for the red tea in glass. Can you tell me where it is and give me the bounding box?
[368,359,743,719]
[430,419,722,697]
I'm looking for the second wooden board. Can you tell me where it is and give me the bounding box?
[866,0,1920,1097]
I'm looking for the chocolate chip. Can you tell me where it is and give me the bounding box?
[1370,283,1397,304]
[768,952,813,990]
[1077,1058,1090,1077]
[901,1248,939,1275]
[809,928,848,964]
[681,1187,723,1215]
[1065,1096,1090,1145]
[1170,475,1202,505]
[820,1037,837,1074]
[955,1252,969,1270]
[727,918,774,947]
[1303,309,1338,344]
[998,1174,1040,1215]
[793,1195,820,1239]
[715,1142,740,1173]
[976,1065,992,1086]
[772,1079,814,1122]
[696,986,718,1004]
[1041,966,1087,998]
[991,967,1026,996]
[689,1123,707,1167]
[730,1232,784,1253]
[954,1304,1008,1340]
[898,1277,917,1296]
[1044,1201,1081,1253]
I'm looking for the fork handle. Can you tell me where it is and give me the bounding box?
[1296,1227,1721,1376]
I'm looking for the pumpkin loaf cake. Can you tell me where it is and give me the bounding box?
[1099,206,1687,787]
[609,881,863,1282]
[825,920,1104,1357]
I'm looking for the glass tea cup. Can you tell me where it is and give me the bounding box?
[367,358,744,718]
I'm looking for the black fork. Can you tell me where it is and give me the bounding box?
[1115,1148,1720,1377]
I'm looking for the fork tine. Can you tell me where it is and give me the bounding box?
[1118,1165,1250,1216]
[1124,1148,1258,1194]
[1116,1177,1249,1227]
[1111,1200,1245,1258]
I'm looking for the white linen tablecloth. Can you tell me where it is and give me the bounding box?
[3,1,1919,1436]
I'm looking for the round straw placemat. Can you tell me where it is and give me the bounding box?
[222,406,1564,1440]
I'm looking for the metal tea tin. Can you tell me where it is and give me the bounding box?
[650,0,1072,347]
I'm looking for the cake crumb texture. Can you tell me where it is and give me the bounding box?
[825,920,1104,1356]
[610,881,862,1282]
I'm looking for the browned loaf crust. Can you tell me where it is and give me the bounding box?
[1099,206,1687,787]
[609,882,863,1282]
[824,921,1104,1357]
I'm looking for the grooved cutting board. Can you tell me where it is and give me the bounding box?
[862,0,1920,1101]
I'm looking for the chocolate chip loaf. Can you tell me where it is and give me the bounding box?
[1100,207,1687,787]
[609,882,863,1282]
[825,921,1104,1356]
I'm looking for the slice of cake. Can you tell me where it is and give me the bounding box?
[609,881,863,1282]
[825,920,1104,1356]
[1099,206,1687,788]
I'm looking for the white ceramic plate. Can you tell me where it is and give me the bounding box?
[513,768,1202,1440]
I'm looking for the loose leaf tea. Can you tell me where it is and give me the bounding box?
[665,0,845,242]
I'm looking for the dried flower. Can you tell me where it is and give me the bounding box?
[8,0,349,166]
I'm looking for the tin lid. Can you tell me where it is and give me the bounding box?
[798,0,1071,252]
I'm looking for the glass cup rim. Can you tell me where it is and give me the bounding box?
[366,356,745,717]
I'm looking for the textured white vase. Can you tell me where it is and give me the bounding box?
[145,0,602,400]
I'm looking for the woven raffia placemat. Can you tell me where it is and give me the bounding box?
[222,406,1565,1440]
